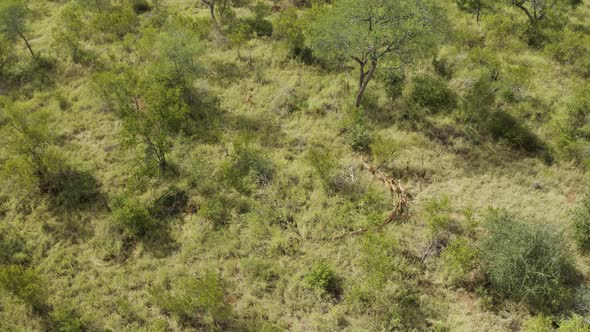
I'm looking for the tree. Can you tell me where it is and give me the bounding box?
[309,0,440,107]
[95,28,201,172]
[0,34,16,76]
[510,0,581,25]
[509,0,582,44]
[52,4,94,64]
[202,0,221,29]
[0,101,65,196]
[457,0,490,22]
[95,69,190,171]
[0,0,37,59]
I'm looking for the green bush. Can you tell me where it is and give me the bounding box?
[347,232,427,330]
[382,70,405,101]
[545,29,590,71]
[346,123,372,152]
[49,306,86,332]
[558,314,590,332]
[274,8,315,64]
[0,225,28,266]
[306,145,337,191]
[0,104,97,207]
[480,210,577,310]
[0,265,46,312]
[112,197,159,239]
[409,74,457,112]
[131,0,151,14]
[423,196,452,237]
[552,85,590,165]
[304,261,339,296]
[91,5,139,39]
[152,271,233,329]
[486,111,545,153]
[523,315,553,332]
[151,186,189,218]
[220,140,274,193]
[572,194,590,253]
[199,195,230,227]
[49,168,100,210]
[242,17,273,37]
[439,237,478,286]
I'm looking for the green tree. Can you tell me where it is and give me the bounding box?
[201,0,222,29]
[0,34,16,76]
[0,102,64,196]
[309,0,440,107]
[457,0,491,22]
[509,0,582,44]
[52,4,94,64]
[0,0,37,59]
[95,69,189,171]
[96,26,202,171]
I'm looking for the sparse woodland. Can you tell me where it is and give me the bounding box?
[2,0,590,330]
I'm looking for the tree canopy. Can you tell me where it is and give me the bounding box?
[309,0,441,107]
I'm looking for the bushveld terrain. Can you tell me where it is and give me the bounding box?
[1,0,590,331]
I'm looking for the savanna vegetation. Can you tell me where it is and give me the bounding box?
[1,0,590,330]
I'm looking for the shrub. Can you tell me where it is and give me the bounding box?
[91,5,139,39]
[198,195,230,227]
[485,111,545,153]
[305,145,337,191]
[274,8,315,64]
[131,0,151,14]
[112,197,159,239]
[242,17,273,37]
[49,306,86,332]
[0,265,46,312]
[545,29,590,68]
[220,140,274,193]
[270,84,306,115]
[152,271,233,329]
[467,48,501,81]
[480,210,577,310]
[439,237,478,286]
[572,194,590,253]
[304,261,339,296]
[346,123,372,153]
[409,74,457,112]
[523,315,553,332]
[423,196,452,237]
[49,168,100,210]
[347,232,427,330]
[552,85,590,165]
[0,104,96,206]
[151,186,189,218]
[382,70,405,101]
[558,314,590,332]
[0,225,28,266]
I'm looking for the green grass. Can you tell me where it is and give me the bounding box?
[1,0,590,330]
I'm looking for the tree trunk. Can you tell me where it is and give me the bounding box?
[355,60,377,107]
[17,29,36,60]
[202,1,220,29]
